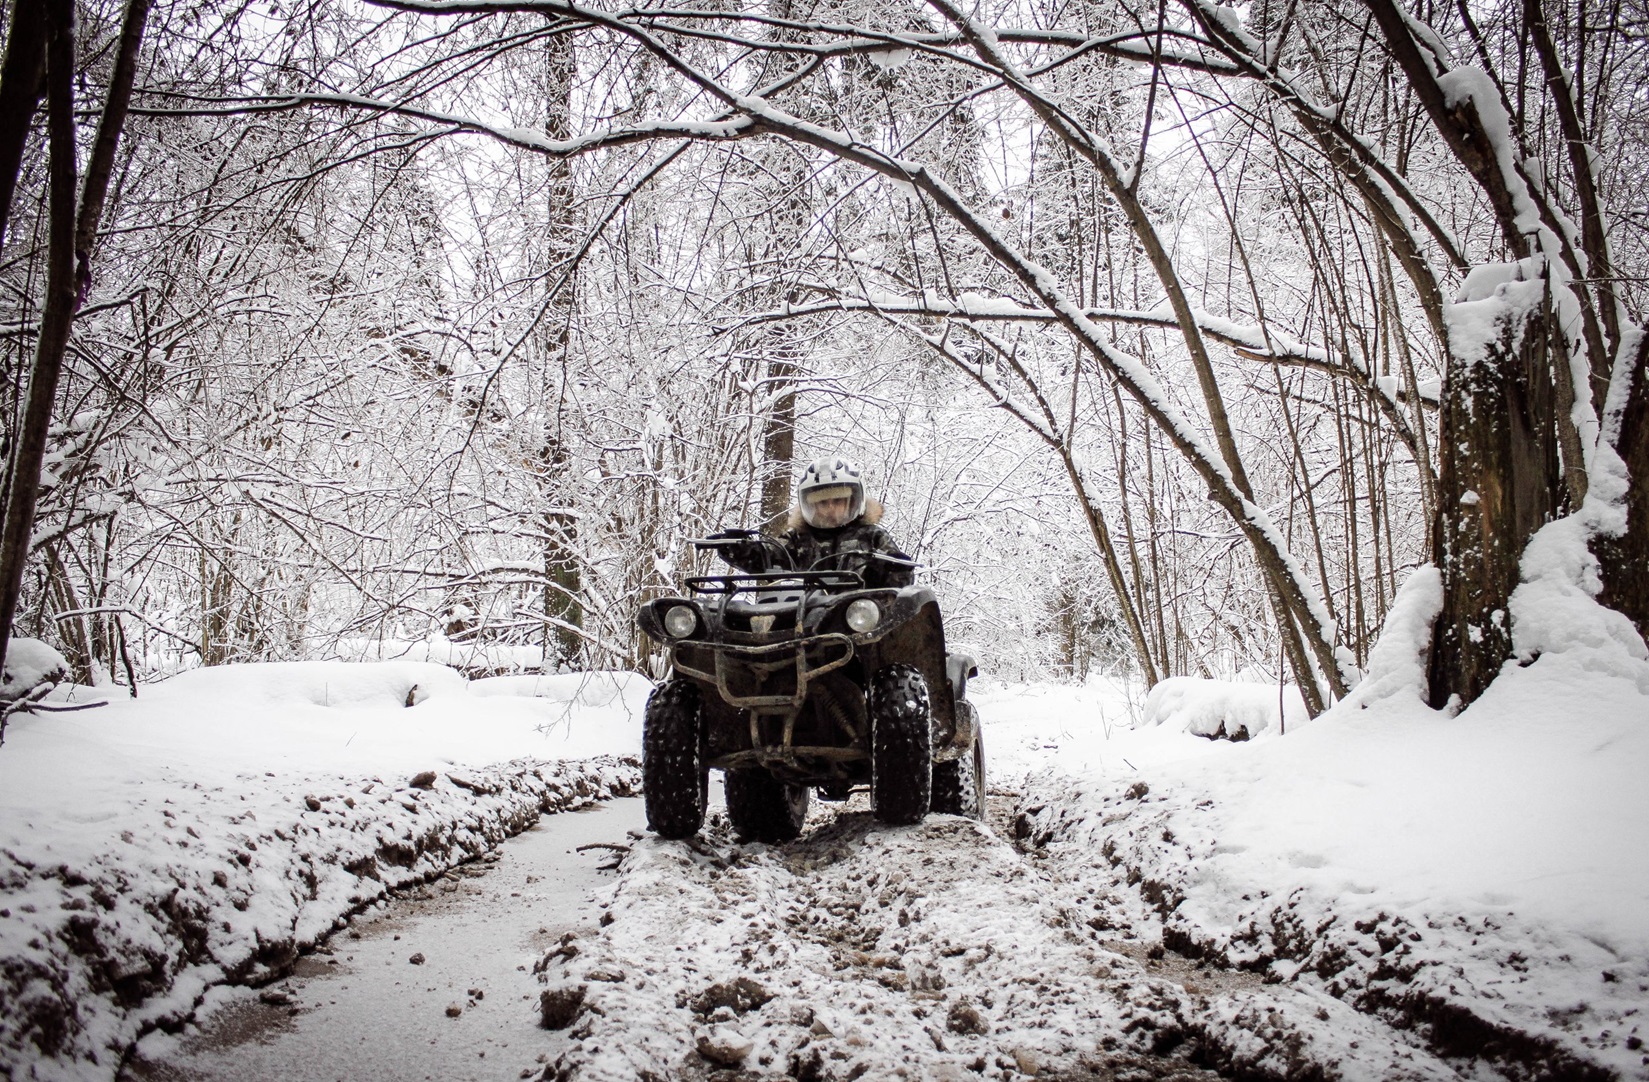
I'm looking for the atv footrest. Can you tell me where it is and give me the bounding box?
[712,746,868,776]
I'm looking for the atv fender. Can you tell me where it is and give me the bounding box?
[946,653,977,703]
[865,590,960,744]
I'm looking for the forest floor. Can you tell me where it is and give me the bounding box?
[2,646,1647,1081]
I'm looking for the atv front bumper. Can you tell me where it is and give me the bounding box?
[667,632,856,710]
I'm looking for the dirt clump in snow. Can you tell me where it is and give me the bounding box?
[540,984,588,1029]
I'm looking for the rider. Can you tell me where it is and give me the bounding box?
[716,455,916,588]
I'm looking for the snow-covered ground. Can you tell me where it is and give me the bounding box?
[3,591,1647,1081]
[983,670,1649,1080]
[0,663,647,1082]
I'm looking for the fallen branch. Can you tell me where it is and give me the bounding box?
[1,682,108,745]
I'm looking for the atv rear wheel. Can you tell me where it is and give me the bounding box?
[869,664,932,825]
[643,678,707,839]
[725,769,810,843]
[932,701,985,819]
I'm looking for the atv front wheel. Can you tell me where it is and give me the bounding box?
[725,769,810,843]
[643,678,707,839]
[869,664,932,825]
[932,701,985,819]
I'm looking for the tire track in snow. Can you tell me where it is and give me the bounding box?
[534,797,1463,1081]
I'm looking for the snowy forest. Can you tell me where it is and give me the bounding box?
[0,0,1641,704]
[2,0,1649,1077]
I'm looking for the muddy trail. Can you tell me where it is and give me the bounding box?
[122,801,650,1082]
[125,791,1464,1082]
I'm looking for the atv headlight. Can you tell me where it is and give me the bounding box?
[844,598,881,633]
[662,604,699,639]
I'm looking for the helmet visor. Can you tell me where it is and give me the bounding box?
[800,484,863,528]
[804,485,856,505]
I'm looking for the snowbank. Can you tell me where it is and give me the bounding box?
[1141,676,1307,739]
[328,636,546,675]
[0,662,648,1082]
[981,572,1649,1076]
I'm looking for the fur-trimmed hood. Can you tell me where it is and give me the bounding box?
[786,496,884,533]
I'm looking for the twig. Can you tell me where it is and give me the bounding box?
[2,682,108,745]
[11,700,107,713]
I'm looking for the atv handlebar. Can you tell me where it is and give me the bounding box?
[691,534,754,548]
[685,570,864,593]
[692,535,920,570]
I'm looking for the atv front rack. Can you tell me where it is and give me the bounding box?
[684,570,864,593]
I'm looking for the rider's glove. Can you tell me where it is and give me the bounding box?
[880,549,917,587]
[719,539,768,572]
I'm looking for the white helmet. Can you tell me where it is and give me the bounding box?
[796,455,866,528]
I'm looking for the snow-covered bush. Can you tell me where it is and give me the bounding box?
[1141,676,1307,740]
[0,638,70,702]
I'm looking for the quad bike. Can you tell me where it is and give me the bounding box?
[635,533,985,843]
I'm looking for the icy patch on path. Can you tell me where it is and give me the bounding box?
[536,804,1461,1081]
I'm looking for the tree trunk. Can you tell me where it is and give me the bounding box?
[540,33,583,669]
[0,0,75,675]
[758,331,800,529]
[1597,332,1649,640]
[541,445,584,669]
[0,0,46,252]
[1427,289,1566,709]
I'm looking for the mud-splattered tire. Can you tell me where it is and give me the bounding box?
[643,678,706,839]
[932,700,985,818]
[725,769,810,843]
[932,702,986,819]
[869,664,932,825]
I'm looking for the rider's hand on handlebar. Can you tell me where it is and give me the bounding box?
[719,539,768,571]
[690,530,770,571]
[691,529,755,548]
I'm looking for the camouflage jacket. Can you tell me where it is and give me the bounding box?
[727,499,915,589]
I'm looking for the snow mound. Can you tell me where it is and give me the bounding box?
[329,636,544,674]
[0,658,648,1081]
[1342,565,1443,711]
[470,670,648,706]
[1,638,69,701]
[1004,603,1649,1079]
[1509,450,1649,690]
[1,756,638,1082]
[156,659,468,708]
[1141,676,1306,739]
